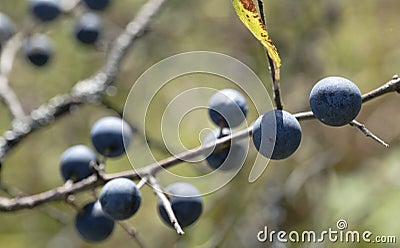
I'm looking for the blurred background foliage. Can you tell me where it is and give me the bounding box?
[0,0,399,247]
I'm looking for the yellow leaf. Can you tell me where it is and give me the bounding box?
[232,0,281,68]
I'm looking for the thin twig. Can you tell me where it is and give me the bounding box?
[0,33,26,119]
[294,111,315,121]
[0,127,248,211]
[136,177,148,189]
[362,74,400,103]
[147,175,184,235]
[118,222,149,248]
[349,120,389,147]
[257,0,283,110]
[105,126,252,179]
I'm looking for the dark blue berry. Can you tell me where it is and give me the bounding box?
[99,178,141,220]
[203,129,246,171]
[29,0,61,22]
[310,76,362,126]
[23,34,53,67]
[60,145,97,182]
[90,117,132,158]
[208,89,248,128]
[253,110,302,160]
[83,0,110,11]
[74,12,102,45]
[75,201,115,242]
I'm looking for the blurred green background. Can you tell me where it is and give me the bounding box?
[0,0,400,247]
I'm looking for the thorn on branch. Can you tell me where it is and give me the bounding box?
[349,120,389,148]
[148,176,184,235]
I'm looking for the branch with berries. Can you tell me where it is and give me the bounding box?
[0,0,398,245]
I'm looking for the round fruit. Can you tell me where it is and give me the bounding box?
[309,76,362,126]
[83,0,110,11]
[60,145,97,182]
[90,116,132,158]
[99,178,141,220]
[74,12,102,45]
[0,12,15,45]
[208,89,248,128]
[252,110,302,160]
[158,182,203,228]
[75,201,115,242]
[29,0,61,22]
[23,34,53,66]
[203,129,246,171]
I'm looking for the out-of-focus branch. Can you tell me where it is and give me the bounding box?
[0,74,397,212]
[257,0,283,110]
[0,0,168,161]
[0,33,26,120]
[0,182,69,223]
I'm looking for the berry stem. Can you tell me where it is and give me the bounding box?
[257,0,283,110]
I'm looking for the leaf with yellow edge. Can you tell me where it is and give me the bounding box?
[232,0,281,68]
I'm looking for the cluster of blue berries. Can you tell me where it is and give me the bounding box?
[252,76,361,160]
[0,0,105,67]
[206,88,301,161]
[210,76,361,161]
[205,89,248,170]
[60,116,203,242]
[0,0,367,244]
[59,116,135,241]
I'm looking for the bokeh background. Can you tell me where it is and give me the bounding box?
[0,0,400,247]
